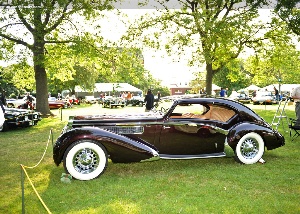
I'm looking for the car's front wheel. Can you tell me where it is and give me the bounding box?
[0,121,8,132]
[63,140,108,180]
[234,132,264,164]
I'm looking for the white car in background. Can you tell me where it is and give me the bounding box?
[6,97,36,108]
[252,91,276,105]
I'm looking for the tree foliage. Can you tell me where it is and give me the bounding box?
[244,17,300,87]
[125,0,267,95]
[213,59,251,94]
[0,0,115,115]
[275,0,300,35]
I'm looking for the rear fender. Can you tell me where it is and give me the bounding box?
[53,127,159,165]
[227,122,281,151]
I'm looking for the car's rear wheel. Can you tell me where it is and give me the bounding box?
[63,140,108,180]
[234,132,264,164]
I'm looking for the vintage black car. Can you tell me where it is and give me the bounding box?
[0,108,42,132]
[102,96,125,108]
[53,98,285,180]
[126,95,144,107]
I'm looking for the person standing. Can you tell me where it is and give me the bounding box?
[274,87,279,101]
[157,91,161,100]
[220,88,226,97]
[0,90,7,106]
[144,89,154,112]
[291,86,300,125]
[0,100,5,127]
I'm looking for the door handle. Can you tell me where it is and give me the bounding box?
[163,126,171,129]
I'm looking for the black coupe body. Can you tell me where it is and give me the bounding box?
[53,98,285,180]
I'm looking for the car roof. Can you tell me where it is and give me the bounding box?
[175,97,257,116]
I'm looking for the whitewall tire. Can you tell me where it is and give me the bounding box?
[235,132,264,164]
[63,140,108,180]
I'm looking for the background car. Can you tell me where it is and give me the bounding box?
[0,108,41,132]
[252,91,277,105]
[48,97,71,109]
[126,95,144,107]
[53,98,285,180]
[6,97,36,108]
[228,91,251,104]
[102,96,125,108]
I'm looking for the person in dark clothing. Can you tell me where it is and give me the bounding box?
[274,87,279,101]
[0,100,5,113]
[0,90,6,106]
[220,88,226,97]
[157,91,161,100]
[144,89,154,112]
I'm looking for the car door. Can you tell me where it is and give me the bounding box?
[156,103,227,155]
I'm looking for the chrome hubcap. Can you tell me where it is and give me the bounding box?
[240,138,259,159]
[73,148,99,174]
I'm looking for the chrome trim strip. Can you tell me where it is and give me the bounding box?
[68,118,229,135]
[160,152,226,160]
[140,148,160,162]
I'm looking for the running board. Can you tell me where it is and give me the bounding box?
[160,152,226,160]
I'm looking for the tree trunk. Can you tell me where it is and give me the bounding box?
[33,45,51,116]
[205,63,214,96]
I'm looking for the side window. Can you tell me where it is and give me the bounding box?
[170,103,236,122]
[170,104,208,119]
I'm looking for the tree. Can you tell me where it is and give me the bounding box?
[213,60,251,94]
[244,17,300,88]
[125,0,267,95]
[0,1,114,115]
[275,0,300,35]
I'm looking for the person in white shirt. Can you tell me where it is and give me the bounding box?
[291,86,300,124]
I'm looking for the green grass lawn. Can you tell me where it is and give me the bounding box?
[0,106,299,213]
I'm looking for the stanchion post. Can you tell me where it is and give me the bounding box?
[60,107,62,121]
[21,165,25,214]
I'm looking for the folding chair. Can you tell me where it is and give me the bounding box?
[289,118,300,141]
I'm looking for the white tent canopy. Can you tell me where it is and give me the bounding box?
[261,84,300,92]
[75,83,143,93]
[212,84,221,90]
[244,84,260,91]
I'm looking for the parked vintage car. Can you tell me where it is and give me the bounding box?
[126,95,144,107]
[252,91,277,105]
[48,97,71,109]
[53,98,285,180]
[84,96,98,104]
[102,96,125,108]
[0,108,42,132]
[7,97,36,109]
[228,91,251,104]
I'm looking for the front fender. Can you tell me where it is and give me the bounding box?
[227,122,284,151]
[53,127,159,166]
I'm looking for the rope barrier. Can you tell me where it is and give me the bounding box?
[20,129,53,213]
[20,165,52,214]
[23,129,53,169]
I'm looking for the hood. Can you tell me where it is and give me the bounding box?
[72,112,162,121]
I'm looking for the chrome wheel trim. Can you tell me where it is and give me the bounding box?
[73,148,100,174]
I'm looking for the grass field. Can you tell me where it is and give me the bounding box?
[0,104,299,214]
